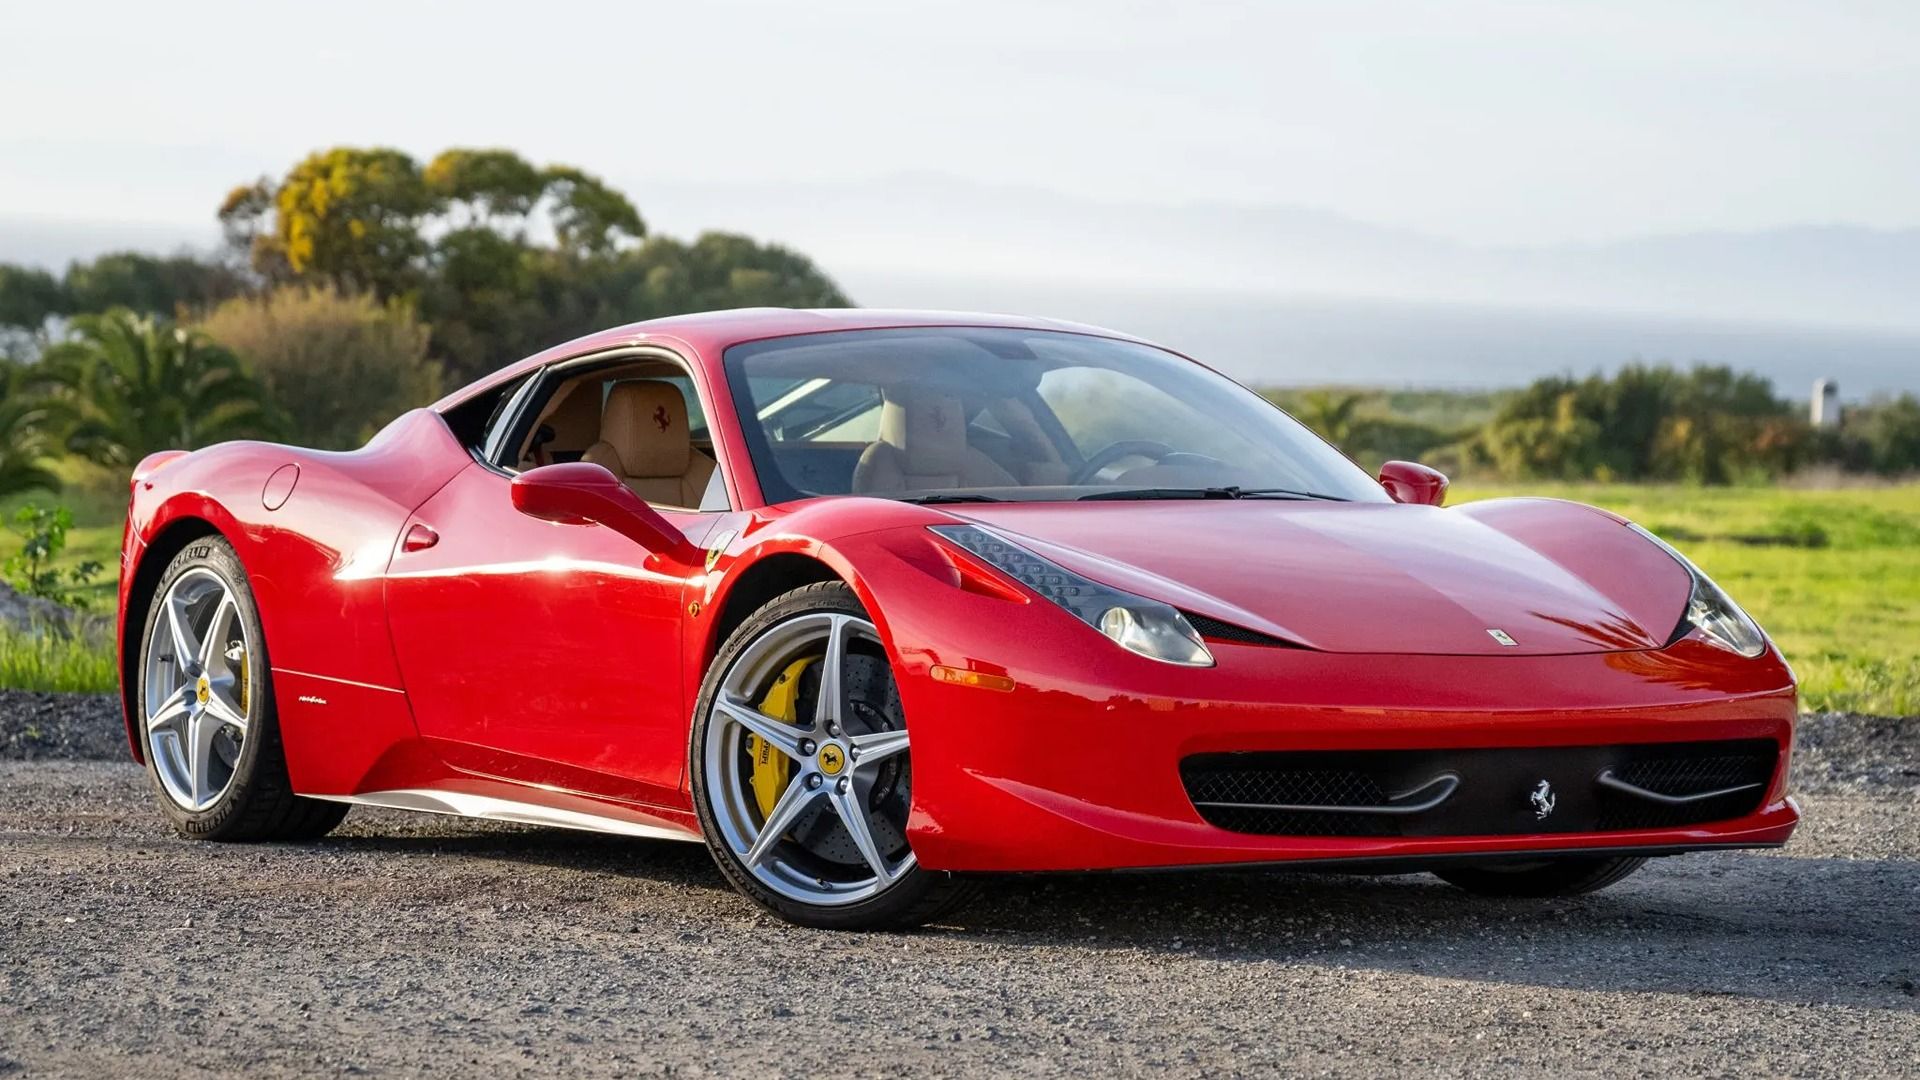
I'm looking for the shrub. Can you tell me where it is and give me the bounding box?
[0,360,63,498]
[198,285,440,449]
[1474,364,1806,483]
[40,310,277,466]
[1854,394,1920,475]
[2,505,102,608]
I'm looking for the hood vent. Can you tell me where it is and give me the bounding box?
[1181,611,1303,649]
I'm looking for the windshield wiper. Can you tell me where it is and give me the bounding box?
[1230,487,1350,502]
[897,493,1009,505]
[1078,486,1349,502]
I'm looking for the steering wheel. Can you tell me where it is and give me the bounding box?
[1071,440,1175,485]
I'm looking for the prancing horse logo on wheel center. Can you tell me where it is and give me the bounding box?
[817,743,847,775]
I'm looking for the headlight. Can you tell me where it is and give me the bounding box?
[1629,523,1768,658]
[929,524,1214,667]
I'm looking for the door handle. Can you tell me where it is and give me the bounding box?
[402,523,439,553]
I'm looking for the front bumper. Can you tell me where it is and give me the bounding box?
[885,585,1798,873]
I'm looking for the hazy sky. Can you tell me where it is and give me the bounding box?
[3,0,1915,246]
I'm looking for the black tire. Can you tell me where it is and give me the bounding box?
[1434,855,1646,898]
[136,536,347,842]
[690,581,977,930]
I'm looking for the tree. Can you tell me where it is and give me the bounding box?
[1475,364,1804,483]
[0,265,67,330]
[1853,393,1920,474]
[224,147,436,296]
[425,148,548,227]
[222,147,851,382]
[541,165,645,255]
[63,252,247,317]
[1293,390,1363,448]
[0,360,63,498]
[40,310,277,466]
[198,286,439,449]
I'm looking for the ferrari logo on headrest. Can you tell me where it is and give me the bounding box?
[653,405,671,433]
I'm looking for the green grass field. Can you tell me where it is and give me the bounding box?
[3,481,1915,713]
[1454,483,1920,716]
[0,622,117,693]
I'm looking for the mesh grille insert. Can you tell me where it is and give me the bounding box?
[1181,612,1298,648]
[1597,749,1777,830]
[1182,740,1778,838]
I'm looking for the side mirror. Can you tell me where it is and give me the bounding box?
[1377,460,1449,506]
[511,462,702,564]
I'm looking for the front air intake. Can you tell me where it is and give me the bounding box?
[1181,739,1778,837]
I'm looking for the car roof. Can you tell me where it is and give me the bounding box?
[432,308,1155,411]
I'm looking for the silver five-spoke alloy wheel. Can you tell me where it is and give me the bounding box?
[143,567,252,811]
[703,611,913,907]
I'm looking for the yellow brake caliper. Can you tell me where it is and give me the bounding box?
[749,657,818,818]
[225,642,250,714]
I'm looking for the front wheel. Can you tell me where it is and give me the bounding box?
[1434,855,1646,898]
[690,581,974,929]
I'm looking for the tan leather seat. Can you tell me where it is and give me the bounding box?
[851,389,1017,494]
[582,382,717,509]
[521,381,606,467]
[987,398,1071,486]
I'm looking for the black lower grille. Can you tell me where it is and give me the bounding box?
[1596,751,1780,830]
[1185,767,1399,836]
[1182,740,1778,838]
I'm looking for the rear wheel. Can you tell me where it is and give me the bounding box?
[137,537,347,841]
[691,581,974,929]
[1434,855,1645,897]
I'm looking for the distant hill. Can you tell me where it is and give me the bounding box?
[634,175,1920,334]
[845,273,1920,399]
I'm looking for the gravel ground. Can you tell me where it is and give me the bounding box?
[1,693,1916,1077]
[0,692,129,762]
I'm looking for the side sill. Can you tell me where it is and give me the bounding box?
[311,788,702,843]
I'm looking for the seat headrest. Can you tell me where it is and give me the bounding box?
[878,389,970,474]
[600,381,691,478]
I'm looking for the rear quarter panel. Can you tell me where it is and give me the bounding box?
[120,410,471,770]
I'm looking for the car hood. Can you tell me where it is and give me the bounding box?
[948,499,1692,656]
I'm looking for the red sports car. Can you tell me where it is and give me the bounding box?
[117,309,1798,928]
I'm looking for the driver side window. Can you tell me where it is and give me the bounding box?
[495,358,729,512]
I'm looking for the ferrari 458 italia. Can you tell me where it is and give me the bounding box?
[117,309,1798,927]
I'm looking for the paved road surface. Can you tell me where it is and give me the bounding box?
[2,753,1915,1078]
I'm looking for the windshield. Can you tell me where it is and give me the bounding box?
[723,327,1388,504]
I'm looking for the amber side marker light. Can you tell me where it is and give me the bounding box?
[930,665,1017,693]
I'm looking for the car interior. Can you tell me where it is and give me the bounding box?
[513,359,727,512]
[728,332,1279,502]
[499,330,1354,510]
